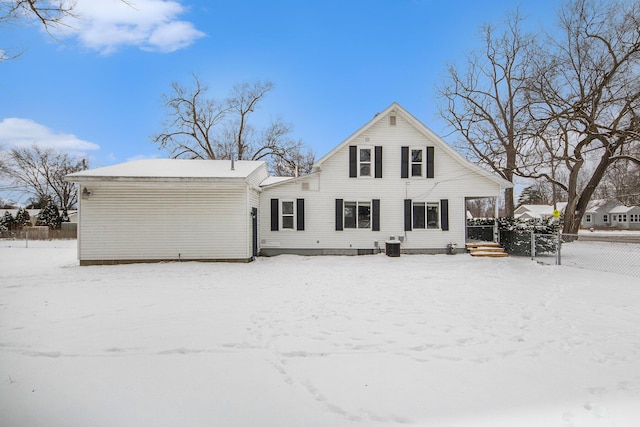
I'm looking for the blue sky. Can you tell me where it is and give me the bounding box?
[1,0,559,181]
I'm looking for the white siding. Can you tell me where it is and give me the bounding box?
[78,182,251,262]
[260,111,503,252]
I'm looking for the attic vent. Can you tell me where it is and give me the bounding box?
[365,137,370,142]
[302,182,310,191]
[390,115,397,126]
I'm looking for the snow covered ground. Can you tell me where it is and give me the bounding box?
[1,240,640,426]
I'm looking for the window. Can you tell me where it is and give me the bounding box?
[359,147,372,177]
[271,198,304,231]
[401,146,434,179]
[427,203,439,229]
[585,214,592,223]
[621,214,627,222]
[344,201,371,229]
[613,214,618,221]
[350,145,382,178]
[390,115,396,126]
[281,201,294,229]
[603,214,609,222]
[411,201,439,229]
[413,202,426,228]
[411,149,423,177]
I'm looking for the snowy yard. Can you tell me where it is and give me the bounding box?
[1,240,640,426]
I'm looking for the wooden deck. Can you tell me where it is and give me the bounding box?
[466,242,509,258]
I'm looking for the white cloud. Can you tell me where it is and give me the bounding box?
[0,118,100,153]
[58,0,205,54]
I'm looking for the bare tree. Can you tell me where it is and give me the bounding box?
[0,145,88,211]
[0,0,76,31]
[154,76,229,159]
[438,10,536,216]
[522,0,640,233]
[594,146,640,205]
[1,0,76,59]
[1,0,131,59]
[153,75,314,176]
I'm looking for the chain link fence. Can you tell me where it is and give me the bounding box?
[532,232,640,278]
[467,220,640,278]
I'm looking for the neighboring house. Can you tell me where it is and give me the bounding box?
[609,205,640,230]
[66,103,512,264]
[259,103,512,256]
[581,200,640,230]
[581,199,612,228]
[514,203,567,221]
[66,160,268,265]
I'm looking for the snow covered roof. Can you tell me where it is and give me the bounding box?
[66,159,267,182]
[517,205,554,215]
[260,176,295,186]
[609,205,635,214]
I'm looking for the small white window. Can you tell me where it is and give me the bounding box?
[411,148,423,177]
[603,214,609,222]
[281,201,294,229]
[585,214,592,222]
[390,115,396,126]
[359,147,372,177]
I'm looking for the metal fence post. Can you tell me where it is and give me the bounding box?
[531,230,535,260]
[556,232,562,265]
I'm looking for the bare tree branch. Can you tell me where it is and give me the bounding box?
[153,76,314,176]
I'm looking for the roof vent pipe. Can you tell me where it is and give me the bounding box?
[231,157,235,171]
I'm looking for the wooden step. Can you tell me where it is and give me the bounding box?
[466,242,501,249]
[466,241,509,257]
[469,250,509,258]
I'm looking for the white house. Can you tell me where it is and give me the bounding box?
[259,103,512,255]
[67,103,512,264]
[66,159,268,265]
[581,199,640,230]
[514,203,567,221]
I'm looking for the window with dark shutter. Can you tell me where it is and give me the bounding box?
[440,199,449,231]
[401,147,409,178]
[349,146,357,178]
[426,146,434,178]
[270,199,279,231]
[296,199,305,231]
[404,199,412,231]
[372,199,380,231]
[335,199,344,231]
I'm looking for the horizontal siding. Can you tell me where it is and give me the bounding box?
[260,112,502,251]
[79,183,250,261]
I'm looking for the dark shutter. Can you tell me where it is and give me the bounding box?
[372,199,380,231]
[404,199,412,231]
[270,199,279,231]
[440,199,449,231]
[374,146,383,178]
[401,147,409,178]
[296,199,305,231]
[349,146,357,178]
[426,146,434,178]
[335,199,343,231]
